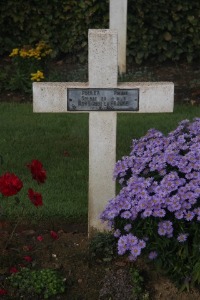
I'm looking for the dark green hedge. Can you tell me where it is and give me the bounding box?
[1,0,200,63]
[0,0,109,62]
[128,0,200,63]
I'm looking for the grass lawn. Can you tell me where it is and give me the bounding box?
[0,102,200,221]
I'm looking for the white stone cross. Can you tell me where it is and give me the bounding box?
[33,29,174,236]
[110,0,128,74]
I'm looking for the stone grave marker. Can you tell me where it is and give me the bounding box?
[33,29,174,236]
[110,0,128,74]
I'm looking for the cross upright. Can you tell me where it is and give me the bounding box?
[110,0,128,75]
[33,29,174,236]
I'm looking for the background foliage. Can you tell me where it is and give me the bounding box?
[128,0,200,63]
[0,0,108,63]
[1,0,200,63]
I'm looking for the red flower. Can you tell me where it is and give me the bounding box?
[37,235,44,242]
[63,150,70,157]
[9,266,19,273]
[24,256,32,262]
[0,172,23,197]
[28,188,43,207]
[0,289,7,295]
[50,230,59,240]
[27,159,46,184]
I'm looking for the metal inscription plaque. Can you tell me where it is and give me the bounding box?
[67,88,139,111]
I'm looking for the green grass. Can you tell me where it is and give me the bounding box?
[0,103,89,221]
[0,103,200,221]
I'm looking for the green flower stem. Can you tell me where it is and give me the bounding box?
[4,206,25,251]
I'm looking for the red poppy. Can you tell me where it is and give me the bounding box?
[50,230,59,240]
[0,289,7,295]
[24,256,33,262]
[27,159,46,184]
[28,189,43,207]
[37,235,44,242]
[0,172,23,197]
[9,266,19,273]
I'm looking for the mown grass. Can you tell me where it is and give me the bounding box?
[0,103,200,221]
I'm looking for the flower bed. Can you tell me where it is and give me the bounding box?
[101,118,200,290]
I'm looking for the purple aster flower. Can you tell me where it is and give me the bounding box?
[114,229,121,238]
[106,209,119,220]
[175,210,184,219]
[159,169,167,176]
[121,211,132,219]
[130,245,141,257]
[194,208,200,219]
[162,220,173,229]
[138,239,146,249]
[118,235,129,255]
[158,227,166,236]
[182,202,192,210]
[143,209,152,217]
[179,119,190,126]
[138,199,147,210]
[158,220,173,237]
[127,233,138,246]
[123,200,131,210]
[177,233,188,243]
[184,211,195,221]
[129,208,138,220]
[153,209,166,217]
[124,224,132,232]
[148,251,158,260]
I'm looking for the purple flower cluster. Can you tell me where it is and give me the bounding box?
[158,220,173,237]
[101,118,200,260]
[117,233,146,260]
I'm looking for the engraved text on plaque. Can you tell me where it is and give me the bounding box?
[67,88,139,111]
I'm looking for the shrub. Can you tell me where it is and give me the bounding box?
[7,268,66,299]
[7,41,52,93]
[128,0,200,64]
[89,232,116,262]
[0,0,109,61]
[101,118,200,290]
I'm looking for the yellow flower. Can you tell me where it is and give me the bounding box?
[9,48,19,57]
[9,41,52,84]
[31,70,45,81]
[19,49,29,58]
[35,41,52,58]
[10,42,52,60]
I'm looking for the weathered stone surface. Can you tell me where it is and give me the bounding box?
[33,82,174,113]
[88,29,118,88]
[110,0,127,74]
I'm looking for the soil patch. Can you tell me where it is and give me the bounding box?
[1,60,200,105]
[1,220,200,299]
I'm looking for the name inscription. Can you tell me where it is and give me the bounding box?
[67,88,139,111]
